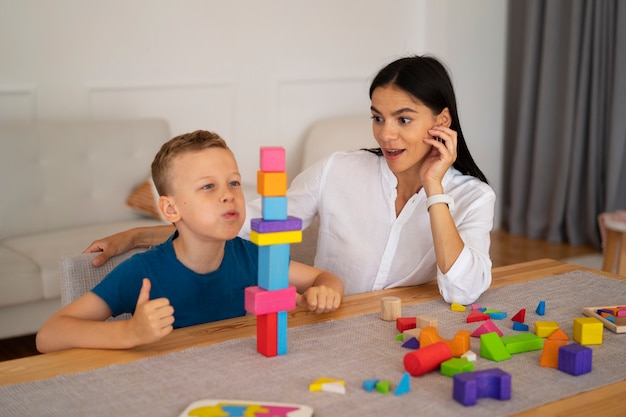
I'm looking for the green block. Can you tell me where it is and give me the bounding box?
[395,333,403,341]
[480,332,512,362]
[440,357,475,377]
[501,332,544,354]
[375,380,391,394]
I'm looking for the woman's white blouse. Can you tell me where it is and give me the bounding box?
[242,150,496,304]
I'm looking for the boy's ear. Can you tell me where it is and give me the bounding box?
[158,195,180,223]
[437,107,452,128]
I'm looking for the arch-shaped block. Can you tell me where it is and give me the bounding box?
[453,368,512,406]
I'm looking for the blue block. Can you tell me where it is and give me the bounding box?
[558,343,592,376]
[362,378,379,392]
[258,244,290,290]
[536,300,546,315]
[393,372,411,396]
[277,311,288,355]
[262,196,288,220]
[512,322,529,331]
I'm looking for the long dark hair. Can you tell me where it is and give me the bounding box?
[367,55,488,183]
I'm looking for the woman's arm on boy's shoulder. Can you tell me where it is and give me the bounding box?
[35,278,175,353]
[288,261,344,313]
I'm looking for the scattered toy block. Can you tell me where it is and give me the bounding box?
[396,317,416,332]
[380,296,402,321]
[573,317,603,345]
[480,332,511,362]
[277,311,288,355]
[512,322,529,331]
[451,302,466,312]
[539,339,568,368]
[257,171,287,196]
[250,216,302,233]
[466,310,491,323]
[511,308,526,323]
[441,357,474,377]
[250,229,302,246]
[401,337,420,349]
[257,244,290,290]
[484,309,507,320]
[416,315,438,328]
[393,372,411,396]
[395,333,403,341]
[462,350,477,362]
[362,379,379,392]
[244,286,296,315]
[501,332,544,354]
[471,319,503,337]
[453,368,512,406]
[260,146,286,172]
[536,300,546,315]
[534,321,559,338]
[419,326,470,357]
[558,343,593,376]
[402,328,422,342]
[548,328,570,341]
[375,380,391,394]
[309,378,346,393]
[404,342,452,376]
[261,196,288,220]
[471,304,483,311]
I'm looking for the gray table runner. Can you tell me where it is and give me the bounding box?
[1,271,625,417]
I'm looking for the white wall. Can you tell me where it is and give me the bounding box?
[0,0,507,226]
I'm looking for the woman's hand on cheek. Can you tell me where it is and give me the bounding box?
[420,126,458,192]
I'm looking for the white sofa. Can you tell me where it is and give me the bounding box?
[0,119,171,338]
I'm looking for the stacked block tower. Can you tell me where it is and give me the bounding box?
[244,146,302,357]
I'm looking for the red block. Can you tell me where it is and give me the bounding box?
[396,317,417,332]
[511,308,526,323]
[257,313,278,357]
[404,342,452,376]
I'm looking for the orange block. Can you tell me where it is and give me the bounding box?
[548,328,570,341]
[257,171,287,196]
[419,326,470,358]
[539,339,568,368]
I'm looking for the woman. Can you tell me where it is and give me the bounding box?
[84,55,495,304]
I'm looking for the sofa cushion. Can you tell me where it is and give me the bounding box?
[0,247,43,306]
[0,219,167,305]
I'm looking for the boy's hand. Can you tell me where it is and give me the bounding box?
[296,286,342,313]
[129,278,175,345]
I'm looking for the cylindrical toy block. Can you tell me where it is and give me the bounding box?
[404,342,452,376]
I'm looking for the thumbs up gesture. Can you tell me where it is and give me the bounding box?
[129,278,175,345]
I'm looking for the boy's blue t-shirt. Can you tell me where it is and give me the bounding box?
[92,233,258,328]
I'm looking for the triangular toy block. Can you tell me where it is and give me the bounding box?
[536,300,546,315]
[401,337,419,349]
[480,332,511,362]
[471,319,503,337]
[467,310,491,323]
[539,339,568,368]
[548,328,570,341]
[393,372,411,396]
[534,321,559,338]
[512,322,529,331]
[362,379,379,392]
[511,308,526,323]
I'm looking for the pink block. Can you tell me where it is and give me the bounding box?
[245,286,296,315]
[471,319,503,337]
[260,147,286,172]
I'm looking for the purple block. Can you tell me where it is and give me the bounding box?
[558,343,592,376]
[250,216,302,233]
[453,368,512,406]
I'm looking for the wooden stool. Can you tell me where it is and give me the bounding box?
[598,211,626,275]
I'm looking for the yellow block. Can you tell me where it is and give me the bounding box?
[309,377,345,392]
[257,171,287,196]
[250,230,302,246]
[573,317,603,345]
[451,302,466,312]
[534,321,559,338]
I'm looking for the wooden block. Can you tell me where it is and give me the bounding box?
[250,230,302,246]
[416,315,438,328]
[402,327,422,342]
[536,300,546,315]
[251,216,302,233]
[258,244,290,290]
[534,321,559,338]
[277,311,288,355]
[380,296,401,321]
[453,368,512,406]
[558,343,593,376]
[466,310,490,323]
[548,328,570,341]
[512,322,529,331]
[573,317,603,345]
[261,196,288,220]
[375,380,391,394]
[403,342,452,376]
[539,339,568,368]
[260,146,285,172]
[245,286,296,315]
[257,313,277,357]
[479,332,511,362]
[257,171,287,196]
[501,332,544,354]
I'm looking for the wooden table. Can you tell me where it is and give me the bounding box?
[1,259,624,416]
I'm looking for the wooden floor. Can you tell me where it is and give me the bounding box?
[0,230,601,363]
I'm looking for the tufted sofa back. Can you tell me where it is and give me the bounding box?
[0,119,170,240]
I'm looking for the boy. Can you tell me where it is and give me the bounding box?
[36,130,344,353]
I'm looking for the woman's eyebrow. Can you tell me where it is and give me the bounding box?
[370,105,417,116]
